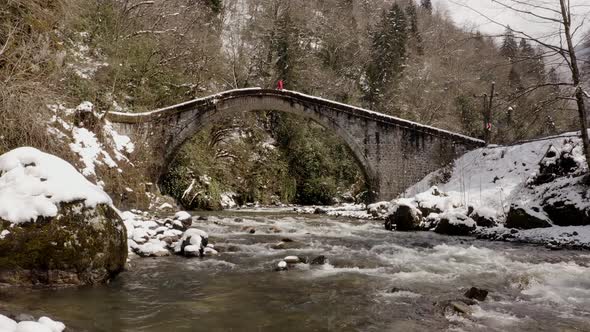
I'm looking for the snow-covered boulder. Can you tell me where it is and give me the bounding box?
[384,202,423,231]
[220,192,237,209]
[414,186,457,217]
[505,204,552,229]
[468,206,498,228]
[434,210,476,235]
[0,147,127,286]
[367,201,393,218]
[174,229,209,257]
[173,211,193,229]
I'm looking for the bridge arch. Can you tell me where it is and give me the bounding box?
[107,88,484,201]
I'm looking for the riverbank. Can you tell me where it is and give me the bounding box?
[2,211,590,331]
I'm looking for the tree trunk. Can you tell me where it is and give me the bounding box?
[559,0,590,170]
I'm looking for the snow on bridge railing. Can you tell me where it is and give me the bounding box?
[107,88,485,145]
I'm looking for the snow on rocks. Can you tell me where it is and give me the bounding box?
[173,211,193,230]
[388,133,590,248]
[434,210,476,236]
[121,210,212,258]
[0,148,127,286]
[134,239,170,257]
[174,211,192,221]
[384,202,423,231]
[294,203,374,219]
[476,224,590,250]
[276,260,288,271]
[174,229,209,257]
[158,203,174,211]
[220,192,237,209]
[0,147,112,224]
[0,314,65,332]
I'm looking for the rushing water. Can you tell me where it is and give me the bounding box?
[3,211,590,331]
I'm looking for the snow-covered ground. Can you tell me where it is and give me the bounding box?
[392,132,590,248]
[48,101,135,181]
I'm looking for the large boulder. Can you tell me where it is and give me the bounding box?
[384,204,422,231]
[505,204,552,229]
[468,206,498,228]
[543,198,590,226]
[434,210,476,235]
[0,147,127,286]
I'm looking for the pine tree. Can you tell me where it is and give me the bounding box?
[207,0,222,14]
[364,4,408,108]
[500,26,518,60]
[274,9,298,87]
[508,65,523,91]
[519,38,534,58]
[420,0,432,13]
[406,0,423,55]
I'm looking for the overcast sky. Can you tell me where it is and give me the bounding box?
[435,0,589,44]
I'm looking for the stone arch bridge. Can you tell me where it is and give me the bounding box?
[107,88,484,202]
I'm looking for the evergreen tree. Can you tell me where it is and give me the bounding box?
[406,0,423,55]
[519,38,535,58]
[420,0,432,13]
[500,26,518,60]
[274,9,298,87]
[207,0,222,14]
[364,4,408,108]
[508,65,523,91]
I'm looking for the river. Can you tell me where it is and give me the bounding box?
[2,211,590,331]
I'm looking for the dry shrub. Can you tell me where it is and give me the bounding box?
[0,84,74,161]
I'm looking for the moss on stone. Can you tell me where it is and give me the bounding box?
[0,201,127,286]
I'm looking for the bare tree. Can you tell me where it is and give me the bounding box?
[456,0,590,168]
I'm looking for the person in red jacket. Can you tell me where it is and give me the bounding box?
[277,79,284,90]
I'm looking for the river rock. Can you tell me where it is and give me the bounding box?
[270,240,303,250]
[310,255,327,265]
[464,287,488,301]
[468,207,498,228]
[174,229,209,258]
[37,316,66,332]
[267,226,282,233]
[284,256,300,264]
[449,301,473,316]
[314,207,327,214]
[174,211,193,229]
[434,211,476,235]
[505,204,552,229]
[0,201,127,286]
[134,239,170,257]
[276,260,288,271]
[384,204,422,231]
[14,314,35,322]
[241,226,256,234]
[203,247,218,256]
